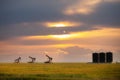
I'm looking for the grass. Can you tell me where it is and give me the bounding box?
[0,63,120,80]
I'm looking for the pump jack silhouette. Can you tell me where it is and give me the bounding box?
[14,57,21,63]
[28,56,36,63]
[44,55,53,63]
[14,54,52,63]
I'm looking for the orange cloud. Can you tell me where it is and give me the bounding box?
[63,0,101,15]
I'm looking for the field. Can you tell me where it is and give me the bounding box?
[0,63,120,80]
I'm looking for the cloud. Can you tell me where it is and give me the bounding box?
[0,0,120,40]
[0,0,120,63]
[0,0,74,26]
[1,27,119,50]
[69,1,120,27]
[105,0,120,3]
[58,46,92,62]
[0,23,98,40]
[63,0,101,15]
[0,0,120,27]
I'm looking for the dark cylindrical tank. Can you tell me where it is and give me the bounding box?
[99,52,105,63]
[106,52,113,63]
[92,53,99,63]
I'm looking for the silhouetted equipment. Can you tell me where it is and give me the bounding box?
[106,52,113,63]
[28,56,36,63]
[44,55,53,63]
[99,52,105,63]
[92,52,113,63]
[92,53,99,63]
[14,57,21,63]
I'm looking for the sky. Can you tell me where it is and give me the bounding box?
[0,0,120,63]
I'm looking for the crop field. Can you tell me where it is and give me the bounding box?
[0,63,120,80]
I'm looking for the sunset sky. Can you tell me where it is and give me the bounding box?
[0,0,120,62]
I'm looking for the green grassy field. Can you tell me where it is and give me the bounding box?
[0,63,120,80]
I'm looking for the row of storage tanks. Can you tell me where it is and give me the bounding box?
[92,52,113,63]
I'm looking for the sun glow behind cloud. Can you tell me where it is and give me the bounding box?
[50,23,66,27]
[21,34,72,40]
[20,27,120,41]
[44,21,81,27]
[51,34,71,39]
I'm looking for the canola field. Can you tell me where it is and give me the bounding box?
[0,63,120,80]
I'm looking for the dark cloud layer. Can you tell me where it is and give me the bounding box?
[77,2,120,27]
[0,0,120,40]
[0,0,74,25]
[0,0,120,26]
[0,24,97,40]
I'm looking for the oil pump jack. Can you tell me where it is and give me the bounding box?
[28,56,36,63]
[14,57,21,63]
[44,54,53,63]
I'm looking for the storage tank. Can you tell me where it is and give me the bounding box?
[99,52,105,63]
[106,52,113,63]
[92,53,99,63]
